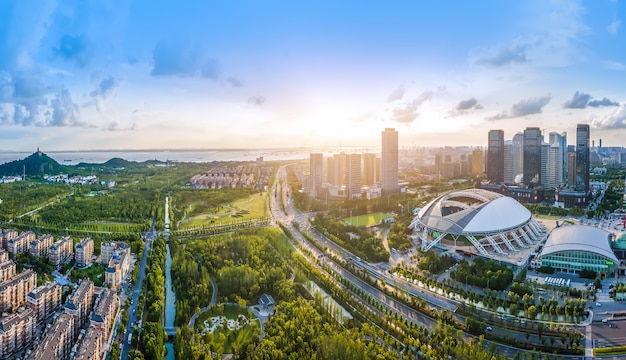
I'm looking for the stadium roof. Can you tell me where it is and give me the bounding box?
[541,225,619,263]
[417,189,531,235]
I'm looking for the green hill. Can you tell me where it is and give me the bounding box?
[0,149,66,176]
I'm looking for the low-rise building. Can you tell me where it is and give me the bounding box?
[75,238,94,268]
[49,236,73,267]
[0,307,36,359]
[28,312,74,360]
[7,231,35,258]
[64,279,94,338]
[0,269,37,312]
[27,281,62,323]
[29,234,54,258]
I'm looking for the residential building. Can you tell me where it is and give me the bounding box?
[470,148,484,176]
[49,236,73,267]
[0,269,36,312]
[512,132,524,181]
[0,229,17,250]
[105,249,130,288]
[7,231,35,258]
[523,127,542,186]
[327,153,347,186]
[381,128,399,195]
[503,140,513,183]
[309,153,324,198]
[346,153,362,200]
[64,279,95,338]
[90,288,120,340]
[362,153,377,186]
[75,238,94,268]
[576,124,590,193]
[74,326,104,360]
[541,143,551,190]
[0,250,16,282]
[547,142,564,190]
[0,307,36,359]
[29,313,74,360]
[487,129,505,183]
[549,131,568,184]
[29,234,54,258]
[100,242,127,265]
[27,282,63,323]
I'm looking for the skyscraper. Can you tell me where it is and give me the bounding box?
[576,124,590,193]
[549,132,567,185]
[487,129,504,183]
[470,148,484,176]
[504,140,513,183]
[346,153,362,200]
[309,153,323,198]
[381,128,399,195]
[362,153,377,186]
[512,132,524,180]
[523,127,542,186]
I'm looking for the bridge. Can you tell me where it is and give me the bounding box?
[165,327,177,336]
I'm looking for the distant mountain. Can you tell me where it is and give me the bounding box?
[0,149,66,176]
[76,157,165,168]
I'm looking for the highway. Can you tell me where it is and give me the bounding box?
[270,165,602,359]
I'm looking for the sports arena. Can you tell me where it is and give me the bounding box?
[412,189,547,266]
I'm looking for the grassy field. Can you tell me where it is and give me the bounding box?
[180,192,268,229]
[342,212,395,227]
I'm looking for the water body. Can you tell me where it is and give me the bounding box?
[0,146,374,166]
[164,244,176,360]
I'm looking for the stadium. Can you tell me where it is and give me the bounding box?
[412,188,547,266]
[537,225,620,277]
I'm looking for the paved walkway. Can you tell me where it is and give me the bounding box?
[188,278,218,329]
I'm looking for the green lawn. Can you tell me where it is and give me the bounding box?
[194,305,259,353]
[342,212,395,227]
[180,192,268,229]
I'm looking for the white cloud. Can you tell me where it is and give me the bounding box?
[608,19,621,35]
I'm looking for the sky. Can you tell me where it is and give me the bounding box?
[1,0,626,151]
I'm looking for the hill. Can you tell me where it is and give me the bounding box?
[0,149,66,176]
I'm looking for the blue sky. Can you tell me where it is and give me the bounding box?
[1,0,625,151]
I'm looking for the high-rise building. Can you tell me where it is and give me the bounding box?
[547,142,563,190]
[503,140,514,183]
[329,153,347,186]
[487,130,504,183]
[309,153,323,198]
[470,148,484,176]
[346,153,362,200]
[75,238,94,268]
[523,127,542,186]
[381,128,399,195]
[362,153,377,186]
[567,152,577,186]
[541,143,551,189]
[512,132,524,180]
[549,132,567,185]
[576,124,590,193]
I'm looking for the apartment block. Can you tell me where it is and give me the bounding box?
[74,325,104,360]
[75,238,94,268]
[29,234,54,258]
[0,229,17,250]
[64,279,95,338]
[7,231,35,258]
[27,282,63,323]
[100,242,129,264]
[0,307,36,359]
[0,269,37,312]
[28,313,74,360]
[90,288,120,341]
[49,236,74,267]
[105,249,130,288]
[0,250,16,282]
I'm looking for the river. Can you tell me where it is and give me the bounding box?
[165,244,176,359]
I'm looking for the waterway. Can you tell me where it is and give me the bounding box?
[164,244,176,360]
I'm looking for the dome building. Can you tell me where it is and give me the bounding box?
[414,189,546,265]
[537,225,620,277]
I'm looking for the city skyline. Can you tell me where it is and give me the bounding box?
[1,1,626,151]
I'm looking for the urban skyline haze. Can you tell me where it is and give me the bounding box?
[1,1,626,151]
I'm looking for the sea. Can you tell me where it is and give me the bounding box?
[0,147,375,166]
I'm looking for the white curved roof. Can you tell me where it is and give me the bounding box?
[416,189,532,235]
[464,196,531,233]
[541,225,619,263]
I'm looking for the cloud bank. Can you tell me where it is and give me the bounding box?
[563,91,618,109]
[486,96,551,121]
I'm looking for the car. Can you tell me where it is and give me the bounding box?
[486,326,493,331]
[596,302,601,306]
[602,319,608,323]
